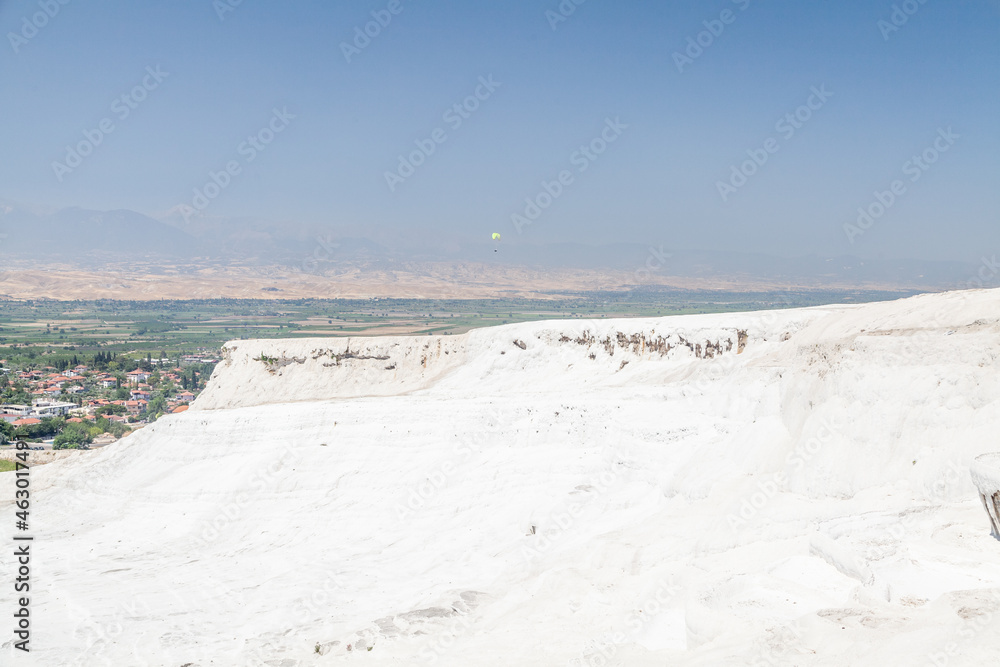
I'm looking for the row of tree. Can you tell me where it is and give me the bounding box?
[0,416,130,449]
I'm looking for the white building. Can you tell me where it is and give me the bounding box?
[31,401,78,417]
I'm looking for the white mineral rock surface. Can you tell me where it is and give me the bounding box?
[3,288,1000,665]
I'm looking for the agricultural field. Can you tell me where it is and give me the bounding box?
[0,288,916,364]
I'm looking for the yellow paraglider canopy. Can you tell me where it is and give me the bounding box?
[492,232,501,241]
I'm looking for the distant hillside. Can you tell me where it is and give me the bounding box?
[0,206,201,259]
[0,203,985,291]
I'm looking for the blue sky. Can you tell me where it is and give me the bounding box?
[1,0,997,261]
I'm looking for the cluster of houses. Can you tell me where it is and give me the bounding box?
[0,362,205,433]
[0,400,78,423]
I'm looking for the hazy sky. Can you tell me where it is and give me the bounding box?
[1,0,998,261]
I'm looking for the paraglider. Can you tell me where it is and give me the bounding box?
[492,232,500,252]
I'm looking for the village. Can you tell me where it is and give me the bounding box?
[0,353,219,449]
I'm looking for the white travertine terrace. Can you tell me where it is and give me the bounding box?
[5,288,1000,665]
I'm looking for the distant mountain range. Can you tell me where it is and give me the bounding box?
[0,205,199,259]
[0,202,984,291]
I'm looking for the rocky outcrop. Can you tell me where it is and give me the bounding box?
[971,453,1000,538]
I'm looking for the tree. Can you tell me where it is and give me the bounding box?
[15,417,64,440]
[0,420,13,443]
[94,417,128,438]
[96,404,126,417]
[54,423,93,449]
[147,396,167,417]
